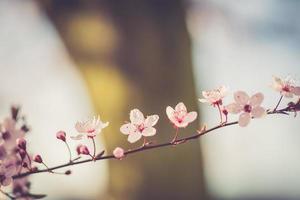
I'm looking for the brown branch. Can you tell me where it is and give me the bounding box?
[12,106,292,180]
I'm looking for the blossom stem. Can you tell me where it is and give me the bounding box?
[91,138,96,158]
[273,95,283,111]
[171,127,179,144]
[12,106,294,180]
[64,141,72,162]
[216,104,223,123]
[25,152,32,170]
[142,138,147,147]
[42,162,53,173]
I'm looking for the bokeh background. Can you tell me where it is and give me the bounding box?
[0,0,300,199]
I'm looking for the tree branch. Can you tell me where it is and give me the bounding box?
[12,106,293,180]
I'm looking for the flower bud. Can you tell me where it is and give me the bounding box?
[11,105,20,121]
[56,131,66,142]
[113,147,125,159]
[16,138,26,150]
[33,155,43,163]
[76,144,90,155]
[65,170,72,175]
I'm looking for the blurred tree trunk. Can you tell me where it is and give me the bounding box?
[40,0,209,199]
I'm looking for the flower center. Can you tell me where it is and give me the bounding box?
[137,124,145,132]
[2,131,11,140]
[282,86,290,92]
[244,104,252,113]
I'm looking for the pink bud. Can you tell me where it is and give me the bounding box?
[76,144,90,155]
[33,155,43,163]
[113,147,125,159]
[56,131,66,142]
[16,138,26,150]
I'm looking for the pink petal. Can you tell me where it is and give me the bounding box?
[234,91,249,105]
[127,132,142,143]
[142,127,156,136]
[292,86,300,96]
[198,98,208,103]
[120,123,136,135]
[175,102,187,112]
[238,112,251,127]
[144,115,159,127]
[166,106,175,120]
[183,111,197,123]
[249,92,264,106]
[282,91,293,98]
[272,76,283,91]
[130,109,145,125]
[226,103,242,114]
[75,123,85,133]
[251,106,266,118]
[70,134,84,140]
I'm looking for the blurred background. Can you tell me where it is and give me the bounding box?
[0,0,300,199]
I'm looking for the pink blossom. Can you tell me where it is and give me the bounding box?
[272,76,300,97]
[226,91,266,127]
[113,147,125,159]
[1,118,25,150]
[0,158,17,187]
[72,116,109,140]
[56,131,66,142]
[166,102,197,128]
[199,86,228,105]
[12,177,30,197]
[120,109,159,143]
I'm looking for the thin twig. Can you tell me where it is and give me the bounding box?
[273,95,283,111]
[0,189,15,200]
[12,106,292,180]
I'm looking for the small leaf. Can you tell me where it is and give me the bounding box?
[25,193,47,199]
[95,150,105,159]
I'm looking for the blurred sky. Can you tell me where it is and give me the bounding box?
[187,0,300,199]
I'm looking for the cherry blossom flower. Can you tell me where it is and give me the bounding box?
[272,76,300,97]
[0,158,17,187]
[72,116,109,140]
[199,86,228,106]
[226,91,266,127]
[113,147,125,159]
[166,102,197,128]
[1,118,25,151]
[12,177,30,198]
[120,109,159,143]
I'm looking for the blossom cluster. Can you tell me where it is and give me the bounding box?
[0,75,299,199]
[0,107,35,199]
